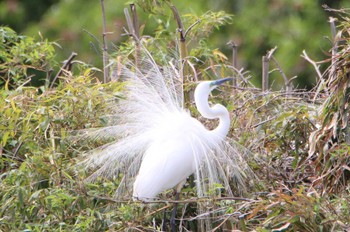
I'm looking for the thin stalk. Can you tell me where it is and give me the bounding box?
[262,56,269,92]
[227,40,238,88]
[130,4,140,70]
[329,17,338,81]
[124,5,140,71]
[100,0,109,83]
[271,56,292,92]
[171,5,189,107]
[171,5,188,80]
[50,52,77,89]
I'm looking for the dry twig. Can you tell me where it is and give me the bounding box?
[50,52,77,89]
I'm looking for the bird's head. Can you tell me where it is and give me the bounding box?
[195,77,233,98]
[209,77,233,91]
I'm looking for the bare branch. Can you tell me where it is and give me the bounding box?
[170,5,185,41]
[261,47,277,92]
[87,195,256,204]
[184,19,201,39]
[50,52,77,89]
[227,40,238,88]
[329,17,338,81]
[262,55,269,92]
[170,5,189,106]
[271,56,293,92]
[123,5,141,70]
[185,60,198,81]
[130,4,140,69]
[130,4,140,40]
[266,46,277,60]
[124,8,134,38]
[100,0,110,83]
[251,116,278,128]
[301,50,323,81]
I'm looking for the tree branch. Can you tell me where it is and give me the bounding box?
[50,52,77,89]
[100,0,109,83]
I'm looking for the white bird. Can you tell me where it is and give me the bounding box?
[80,54,247,203]
[133,77,233,201]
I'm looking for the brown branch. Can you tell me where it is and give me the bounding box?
[262,55,269,92]
[50,52,77,89]
[130,4,140,69]
[12,141,23,158]
[124,5,141,70]
[261,47,277,92]
[87,195,256,204]
[171,6,187,78]
[130,4,140,40]
[184,19,201,39]
[227,40,238,88]
[170,5,189,107]
[262,47,295,92]
[170,5,185,41]
[271,56,293,92]
[45,68,53,88]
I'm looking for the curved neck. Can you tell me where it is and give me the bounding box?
[210,105,230,140]
[194,87,230,140]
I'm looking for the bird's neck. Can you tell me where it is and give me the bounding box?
[195,90,230,140]
[210,105,230,140]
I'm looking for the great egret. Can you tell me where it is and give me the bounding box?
[133,77,233,201]
[79,55,248,229]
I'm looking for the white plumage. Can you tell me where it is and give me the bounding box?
[80,54,247,201]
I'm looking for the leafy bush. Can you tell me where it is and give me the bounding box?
[0,27,56,89]
[0,52,124,230]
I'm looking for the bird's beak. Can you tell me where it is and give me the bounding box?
[211,77,233,87]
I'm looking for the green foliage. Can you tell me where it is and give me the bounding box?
[114,6,233,64]
[183,10,233,39]
[0,57,124,230]
[20,0,350,89]
[0,27,56,89]
[231,0,333,88]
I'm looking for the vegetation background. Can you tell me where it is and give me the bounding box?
[2,0,350,87]
[2,0,350,231]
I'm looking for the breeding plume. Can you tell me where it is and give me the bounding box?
[133,77,233,200]
[80,55,247,201]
